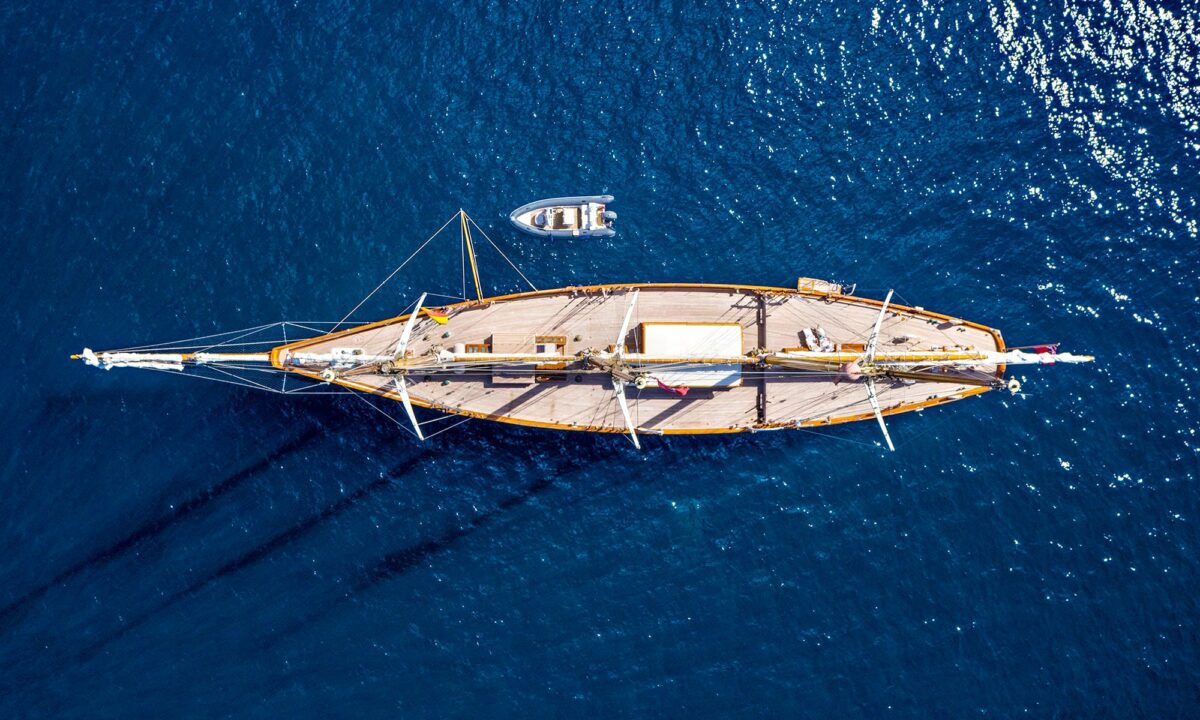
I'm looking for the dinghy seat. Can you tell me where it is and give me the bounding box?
[553,206,580,229]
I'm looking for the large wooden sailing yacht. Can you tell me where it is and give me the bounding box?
[75,211,1092,450]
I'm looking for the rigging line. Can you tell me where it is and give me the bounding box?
[461,225,467,302]
[281,379,324,394]
[282,383,359,395]
[282,385,359,395]
[196,322,286,354]
[586,379,610,430]
[331,211,460,333]
[214,366,293,393]
[284,322,342,336]
[416,412,463,426]
[195,339,290,347]
[635,384,642,435]
[180,365,279,391]
[198,363,290,376]
[143,366,282,394]
[352,392,418,438]
[122,339,292,352]
[465,213,538,292]
[424,417,471,439]
[190,361,281,372]
[793,425,888,450]
[111,321,283,353]
[114,322,282,351]
[276,320,368,327]
[278,376,362,393]
[206,364,283,394]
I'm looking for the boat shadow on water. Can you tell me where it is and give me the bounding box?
[73,449,434,663]
[10,384,731,681]
[255,434,677,652]
[0,393,403,667]
[0,420,325,632]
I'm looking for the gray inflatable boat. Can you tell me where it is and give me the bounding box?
[509,195,616,238]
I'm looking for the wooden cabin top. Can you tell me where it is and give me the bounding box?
[273,283,1005,435]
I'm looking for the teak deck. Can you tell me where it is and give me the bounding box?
[274,284,1005,435]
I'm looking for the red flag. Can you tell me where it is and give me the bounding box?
[1033,343,1058,354]
[656,379,689,397]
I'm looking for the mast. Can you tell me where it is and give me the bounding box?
[460,210,484,302]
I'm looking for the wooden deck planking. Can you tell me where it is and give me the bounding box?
[281,285,1003,433]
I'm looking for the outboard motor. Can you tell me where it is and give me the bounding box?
[603,210,617,226]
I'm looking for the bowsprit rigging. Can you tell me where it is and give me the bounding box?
[74,210,1094,450]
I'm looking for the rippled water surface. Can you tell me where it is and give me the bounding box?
[3,1,1198,716]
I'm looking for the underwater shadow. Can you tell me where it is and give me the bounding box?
[261,471,559,649]
[258,434,665,649]
[76,450,432,661]
[0,425,323,629]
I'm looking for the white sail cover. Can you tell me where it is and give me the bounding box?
[640,323,743,388]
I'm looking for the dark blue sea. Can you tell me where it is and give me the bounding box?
[3,1,1198,717]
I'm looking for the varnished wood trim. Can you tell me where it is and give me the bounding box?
[272,282,1006,436]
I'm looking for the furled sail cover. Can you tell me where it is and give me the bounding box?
[640,323,743,388]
